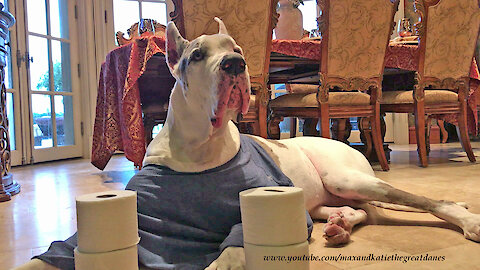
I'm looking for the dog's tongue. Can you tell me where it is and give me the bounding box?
[213,74,250,128]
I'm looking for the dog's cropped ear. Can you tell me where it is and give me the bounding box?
[214,17,229,35]
[166,22,188,71]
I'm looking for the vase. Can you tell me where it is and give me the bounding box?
[274,0,304,40]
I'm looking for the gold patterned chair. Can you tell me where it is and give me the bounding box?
[170,0,278,138]
[381,0,480,167]
[269,0,399,171]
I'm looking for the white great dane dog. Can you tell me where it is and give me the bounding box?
[16,18,480,270]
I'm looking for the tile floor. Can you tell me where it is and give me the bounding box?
[1,142,479,269]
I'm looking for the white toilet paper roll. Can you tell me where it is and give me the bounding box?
[240,187,308,246]
[76,190,140,253]
[244,241,310,270]
[74,245,138,270]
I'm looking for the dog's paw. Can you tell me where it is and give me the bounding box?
[205,247,245,270]
[462,214,480,242]
[323,212,352,245]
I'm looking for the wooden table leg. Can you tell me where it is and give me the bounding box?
[331,118,352,144]
[302,118,319,136]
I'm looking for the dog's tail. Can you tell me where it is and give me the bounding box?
[368,201,469,212]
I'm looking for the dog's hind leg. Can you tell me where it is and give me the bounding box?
[310,205,367,245]
[316,169,480,243]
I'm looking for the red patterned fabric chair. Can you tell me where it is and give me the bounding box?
[381,0,480,167]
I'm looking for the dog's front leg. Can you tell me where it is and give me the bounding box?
[205,247,245,270]
[11,259,60,270]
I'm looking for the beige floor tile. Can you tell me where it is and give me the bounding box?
[309,222,412,269]
[351,241,480,270]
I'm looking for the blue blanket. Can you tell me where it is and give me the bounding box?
[34,135,313,270]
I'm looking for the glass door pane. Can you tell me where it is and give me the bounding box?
[19,0,82,162]
[28,35,50,91]
[54,95,74,146]
[32,94,53,149]
[26,0,47,35]
[141,2,167,24]
[113,0,140,34]
[49,0,69,39]
[51,40,71,92]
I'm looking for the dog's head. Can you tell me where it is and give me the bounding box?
[165,18,250,130]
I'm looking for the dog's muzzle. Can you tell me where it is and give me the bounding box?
[220,55,246,76]
[212,54,250,129]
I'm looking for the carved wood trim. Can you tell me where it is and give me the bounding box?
[271,0,280,29]
[0,67,10,177]
[317,75,381,103]
[413,71,425,101]
[423,76,470,94]
[316,0,327,37]
[390,0,400,37]
[413,0,425,37]
[116,20,166,46]
[170,0,186,37]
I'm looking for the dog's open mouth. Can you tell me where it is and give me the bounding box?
[212,73,250,128]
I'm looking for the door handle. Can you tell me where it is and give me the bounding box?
[16,51,33,68]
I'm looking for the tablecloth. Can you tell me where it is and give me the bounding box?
[91,35,166,170]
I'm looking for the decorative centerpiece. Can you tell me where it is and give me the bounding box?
[274,0,304,40]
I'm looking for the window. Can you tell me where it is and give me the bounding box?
[113,0,167,39]
[298,0,318,34]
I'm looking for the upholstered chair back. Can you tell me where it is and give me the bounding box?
[178,0,277,79]
[323,0,397,80]
[423,0,480,79]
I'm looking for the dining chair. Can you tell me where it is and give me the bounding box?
[381,0,480,167]
[115,20,174,145]
[269,0,399,171]
[170,0,279,138]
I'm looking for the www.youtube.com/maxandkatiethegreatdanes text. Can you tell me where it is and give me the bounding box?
[263,253,446,264]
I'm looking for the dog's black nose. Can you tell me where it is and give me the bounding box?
[220,55,246,75]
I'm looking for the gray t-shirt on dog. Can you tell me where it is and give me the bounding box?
[34,135,313,270]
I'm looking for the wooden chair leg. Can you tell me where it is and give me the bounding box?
[359,117,373,159]
[143,116,155,146]
[319,103,330,138]
[414,100,428,167]
[371,109,389,171]
[290,117,297,138]
[438,119,448,143]
[320,117,330,138]
[457,100,476,162]
[426,116,432,156]
[258,99,268,139]
[267,114,281,140]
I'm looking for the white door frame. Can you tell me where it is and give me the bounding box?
[8,0,83,164]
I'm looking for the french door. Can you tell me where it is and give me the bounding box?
[6,0,82,165]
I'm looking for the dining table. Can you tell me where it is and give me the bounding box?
[90,35,480,170]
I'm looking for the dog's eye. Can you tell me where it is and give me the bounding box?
[234,47,243,55]
[191,50,204,61]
